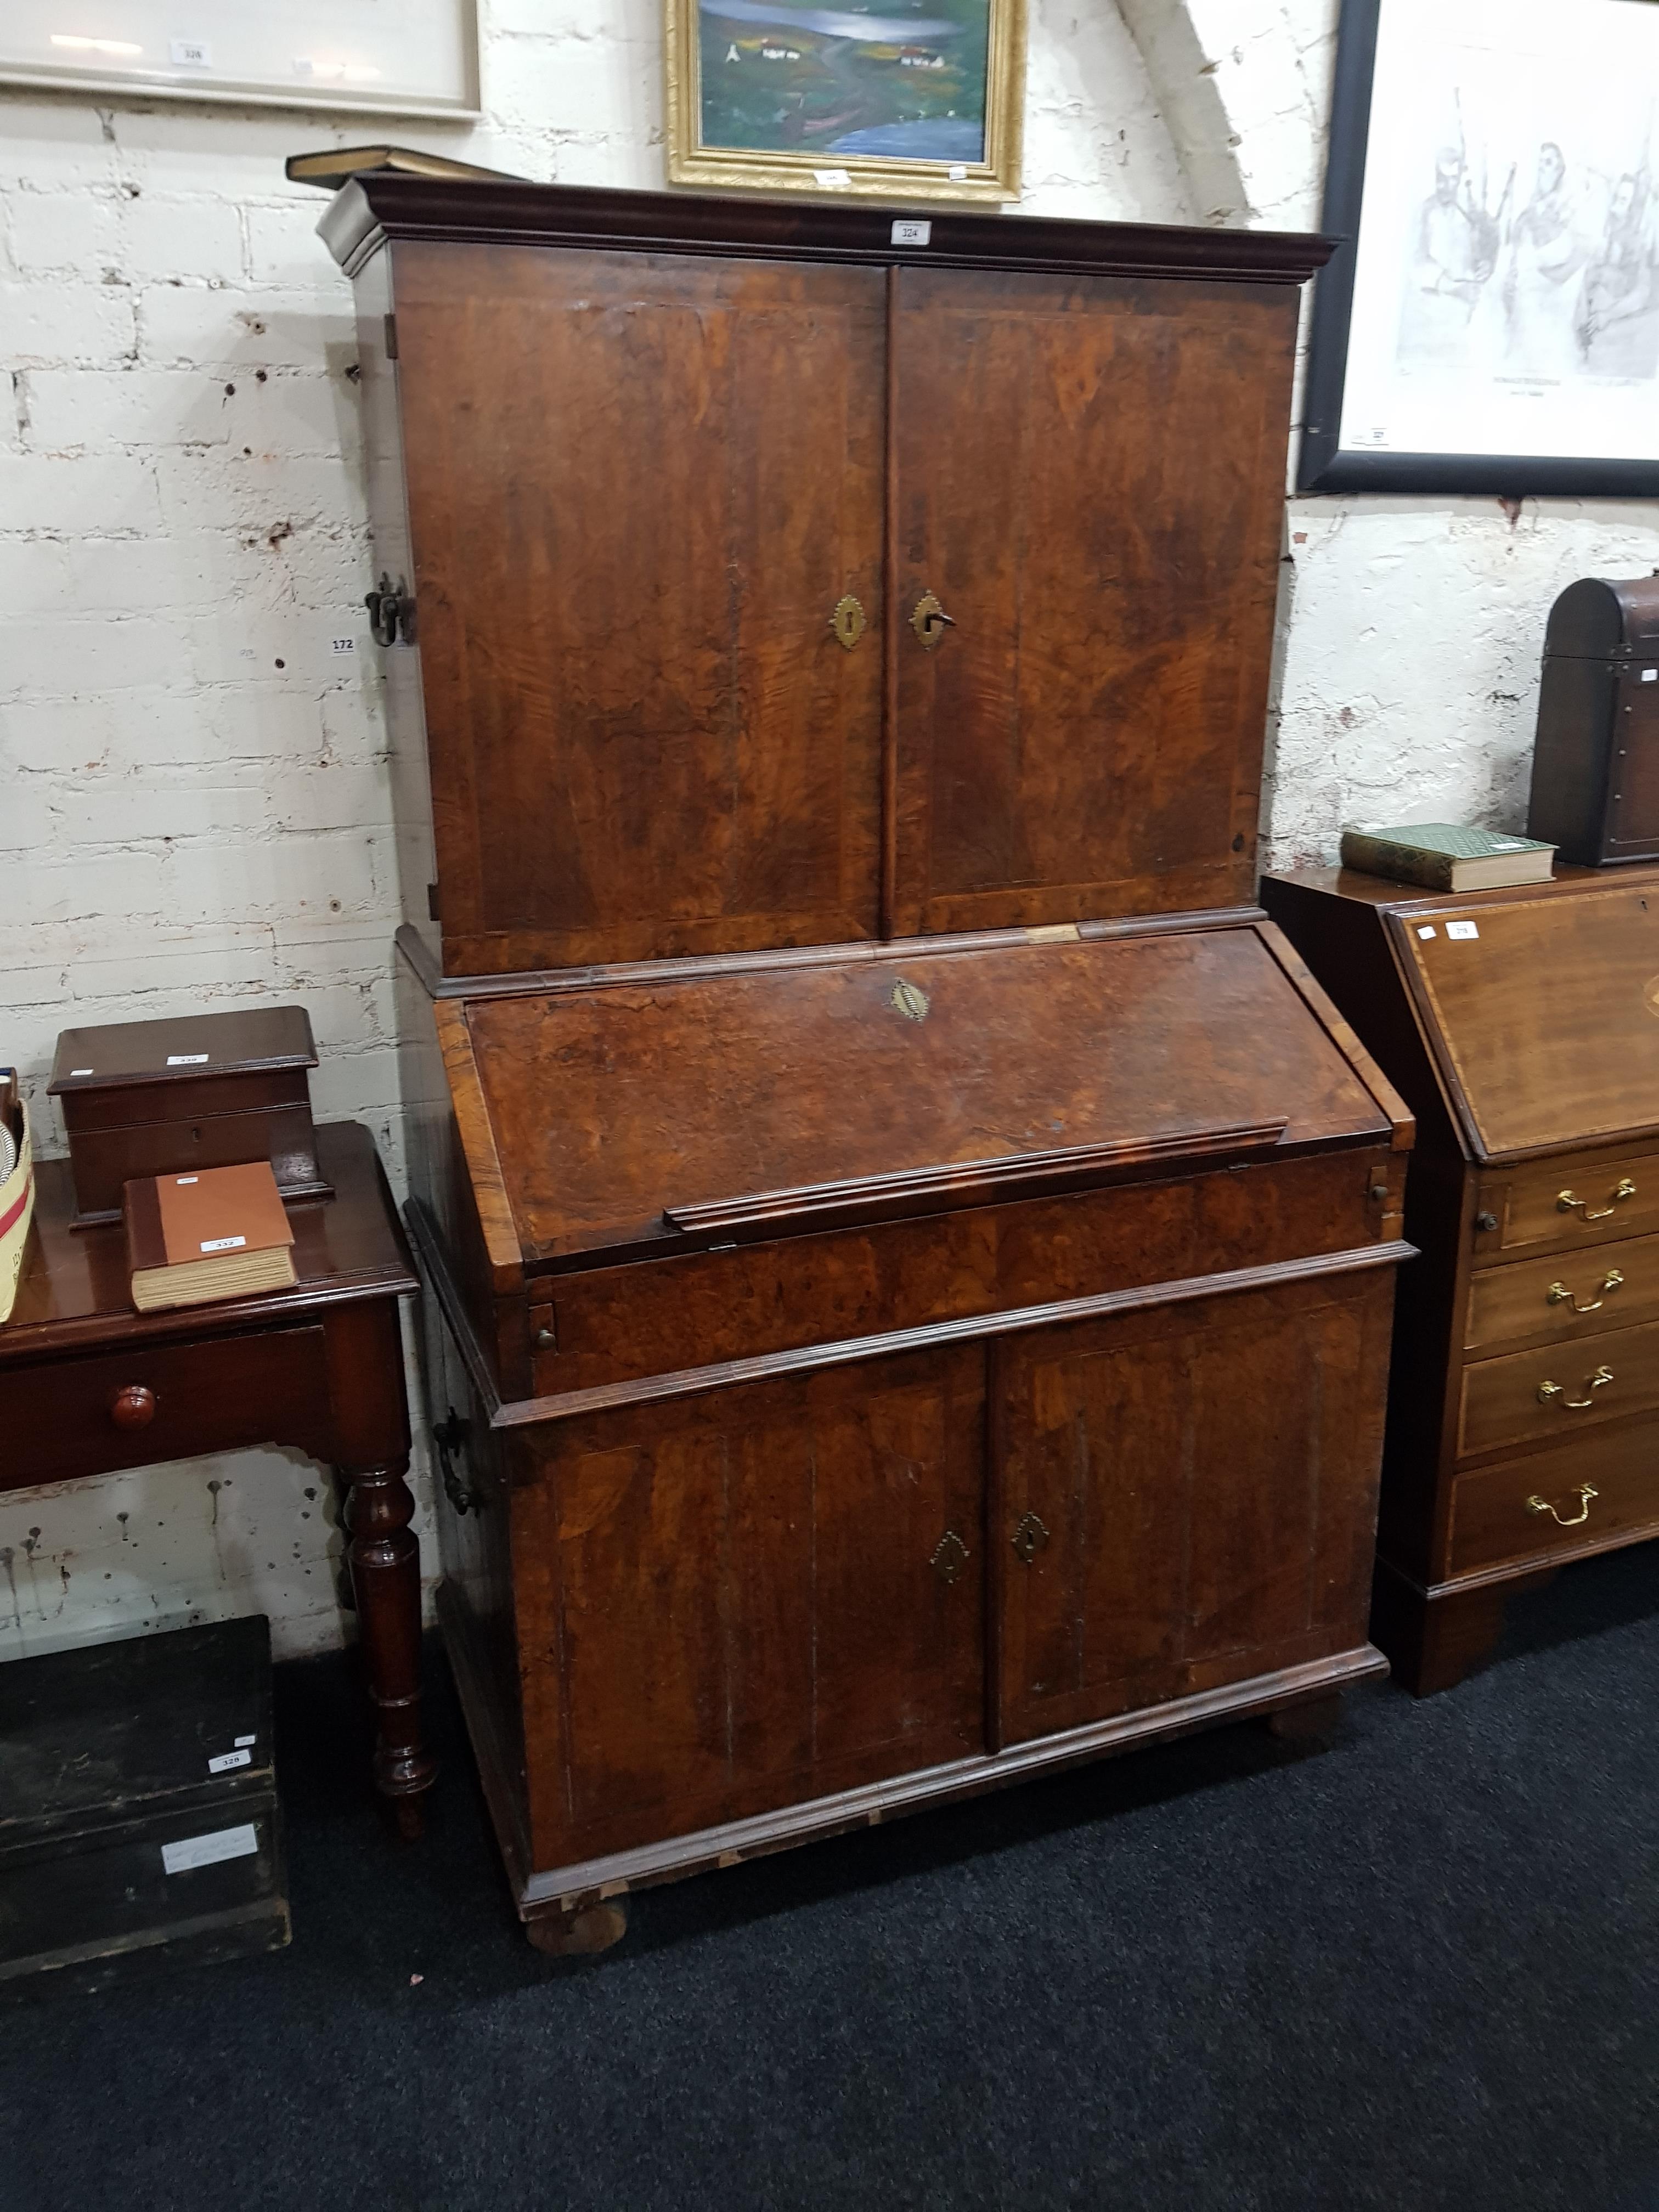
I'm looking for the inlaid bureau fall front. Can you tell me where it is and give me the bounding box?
[320,176,1414,1952]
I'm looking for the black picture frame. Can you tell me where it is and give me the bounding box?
[1300,0,1659,496]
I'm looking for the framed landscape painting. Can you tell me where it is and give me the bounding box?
[665,0,1026,204]
[1301,0,1659,494]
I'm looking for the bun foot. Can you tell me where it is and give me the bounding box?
[526,1899,629,1957]
[1265,1690,1344,1746]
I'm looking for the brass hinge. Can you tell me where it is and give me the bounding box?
[383,312,398,360]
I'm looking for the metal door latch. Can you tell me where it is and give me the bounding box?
[433,1408,483,1514]
[365,572,417,647]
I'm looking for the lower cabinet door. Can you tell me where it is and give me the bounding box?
[512,1343,986,1869]
[995,1271,1390,1746]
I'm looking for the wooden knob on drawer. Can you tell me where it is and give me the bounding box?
[110,1384,157,1430]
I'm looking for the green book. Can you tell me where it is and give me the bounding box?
[1338,822,1556,892]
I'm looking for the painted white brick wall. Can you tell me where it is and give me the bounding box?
[1,3,1655,1661]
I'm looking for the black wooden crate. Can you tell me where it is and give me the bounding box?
[0,1615,289,1998]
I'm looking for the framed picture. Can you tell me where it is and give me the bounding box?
[0,0,479,119]
[664,0,1026,204]
[1300,0,1659,494]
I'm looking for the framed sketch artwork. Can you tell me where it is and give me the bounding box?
[664,0,1026,203]
[1301,0,1659,493]
[0,0,479,117]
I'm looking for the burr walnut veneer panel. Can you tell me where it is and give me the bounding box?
[392,243,885,974]
[889,268,1295,936]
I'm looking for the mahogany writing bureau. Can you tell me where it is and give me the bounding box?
[321,178,1413,1951]
[1263,866,1659,1692]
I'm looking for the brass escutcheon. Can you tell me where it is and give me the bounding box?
[930,1530,969,1585]
[830,594,867,651]
[1012,1511,1050,1565]
[1558,1178,1637,1221]
[1547,1269,1623,1314]
[1537,1365,1615,1409]
[1527,1483,1599,1527]
[910,590,956,650]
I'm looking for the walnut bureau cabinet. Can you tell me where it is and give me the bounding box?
[321,177,1413,1953]
[1262,866,1659,1693]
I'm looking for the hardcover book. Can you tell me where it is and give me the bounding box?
[123,1161,297,1313]
[1339,823,1556,892]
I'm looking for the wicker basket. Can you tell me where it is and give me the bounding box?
[0,1072,35,1325]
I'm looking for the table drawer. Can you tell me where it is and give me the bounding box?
[1457,1317,1659,1459]
[1464,1231,1659,1355]
[1449,1421,1659,1576]
[0,1327,333,1488]
[1474,1148,1659,1265]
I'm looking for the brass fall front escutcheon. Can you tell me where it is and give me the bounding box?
[830,594,867,651]
[910,590,956,650]
[1012,1511,1050,1565]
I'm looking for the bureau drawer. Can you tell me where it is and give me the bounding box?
[1449,1420,1659,1576]
[532,1150,1394,1392]
[0,1327,334,1489]
[1457,1317,1659,1458]
[1473,1148,1659,1263]
[1464,1231,1659,1354]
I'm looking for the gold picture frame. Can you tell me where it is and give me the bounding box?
[665,0,1026,205]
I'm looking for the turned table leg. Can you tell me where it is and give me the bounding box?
[341,1457,438,1836]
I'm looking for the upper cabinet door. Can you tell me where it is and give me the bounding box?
[393,244,886,977]
[889,267,1298,938]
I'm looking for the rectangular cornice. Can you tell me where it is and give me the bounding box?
[319,174,1337,285]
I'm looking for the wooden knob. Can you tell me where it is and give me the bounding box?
[110,1384,157,1430]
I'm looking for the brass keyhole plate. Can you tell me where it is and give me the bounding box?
[910,590,951,649]
[830,594,866,651]
[930,1530,969,1585]
[1012,1511,1050,1565]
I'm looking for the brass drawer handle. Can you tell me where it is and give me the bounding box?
[1547,1269,1624,1314]
[1527,1483,1599,1527]
[1558,1178,1637,1221]
[1011,1511,1050,1565]
[930,1530,969,1585]
[1537,1365,1615,1409]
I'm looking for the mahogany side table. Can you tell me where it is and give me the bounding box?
[0,1120,435,1832]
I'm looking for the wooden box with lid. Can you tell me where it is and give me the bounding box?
[322,176,1414,1951]
[48,1007,328,1227]
[1527,575,1659,867]
[1262,864,1659,1692]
